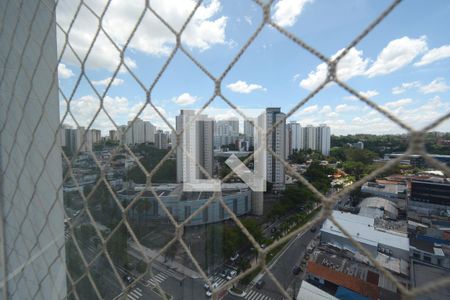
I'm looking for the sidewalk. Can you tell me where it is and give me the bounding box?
[128,241,202,279]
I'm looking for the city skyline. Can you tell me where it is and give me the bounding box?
[57,0,450,136]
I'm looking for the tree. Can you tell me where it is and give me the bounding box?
[107,224,129,266]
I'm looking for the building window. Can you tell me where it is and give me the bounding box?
[424,255,431,263]
[184,206,191,220]
[413,251,420,259]
[219,205,224,220]
[233,199,237,214]
[203,207,209,222]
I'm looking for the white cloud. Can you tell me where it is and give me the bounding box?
[56,0,227,71]
[300,48,369,90]
[58,63,75,79]
[292,73,301,82]
[319,105,332,114]
[335,104,358,113]
[366,36,427,77]
[383,98,413,109]
[420,78,450,94]
[296,104,319,115]
[61,95,171,133]
[343,90,379,100]
[391,81,421,95]
[272,0,313,27]
[172,93,198,105]
[92,77,124,86]
[415,45,450,66]
[226,80,267,94]
[244,16,252,25]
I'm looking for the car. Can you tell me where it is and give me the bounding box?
[123,275,133,284]
[230,253,239,262]
[310,227,317,233]
[73,210,80,217]
[206,290,212,297]
[260,244,266,249]
[255,280,265,289]
[219,270,227,278]
[204,282,218,290]
[226,270,237,280]
[292,266,302,275]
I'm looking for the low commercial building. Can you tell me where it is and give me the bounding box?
[361,182,407,200]
[321,211,410,260]
[119,183,252,226]
[409,179,450,216]
[358,197,399,220]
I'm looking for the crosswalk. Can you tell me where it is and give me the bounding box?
[244,289,273,300]
[144,272,168,287]
[125,287,143,300]
[208,276,228,289]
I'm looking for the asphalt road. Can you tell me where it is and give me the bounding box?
[225,227,320,300]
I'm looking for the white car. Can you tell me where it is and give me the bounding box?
[226,270,237,280]
[204,282,218,290]
[206,290,212,297]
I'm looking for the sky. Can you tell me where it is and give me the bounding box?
[56,0,450,136]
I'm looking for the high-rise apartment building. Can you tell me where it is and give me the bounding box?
[286,121,303,156]
[109,129,118,141]
[91,129,102,144]
[266,108,286,191]
[176,110,214,183]
[122,118,156,145]
[244,119,254,149]
[155,130,169,149]
[144,121,156,144]
[317,124,331,156]
[286,124,331,156]
[214,120,239,149]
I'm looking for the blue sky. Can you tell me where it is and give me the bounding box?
[57,0,450,135]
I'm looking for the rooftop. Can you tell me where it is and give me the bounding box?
[321,211,409,251]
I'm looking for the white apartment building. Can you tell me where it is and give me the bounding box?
[214,120,239,149]
[122,118,156,145]
[176,110,214,183]
[286,123,331,156]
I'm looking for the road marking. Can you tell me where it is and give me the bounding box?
[245,290,272,300]
[146,272,168,287]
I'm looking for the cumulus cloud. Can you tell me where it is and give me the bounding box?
[420,78,450,94]
[92,77,124,86]
[365,36,427,77]
[343,90,379,100]
[226,80,267,94]
[272,0,313,27]
[300,36,430,91]
[61,95,171,133]
[391,78,450,95]
[383,98,413,109]
[56,0,227,71]
[300,48,369,90]
[58,63,75,79]
[391,81,421,95]
[335,104,358,113]
[172,93,198,105]
[415,45,450,66]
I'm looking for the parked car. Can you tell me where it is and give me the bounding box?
[226,270,237,280]
[292,266,302,275]
[123,275,133,284]
[310,227,317,233]
[204,282,218,290]
[230,253,239,262]
[256,279,265,289]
